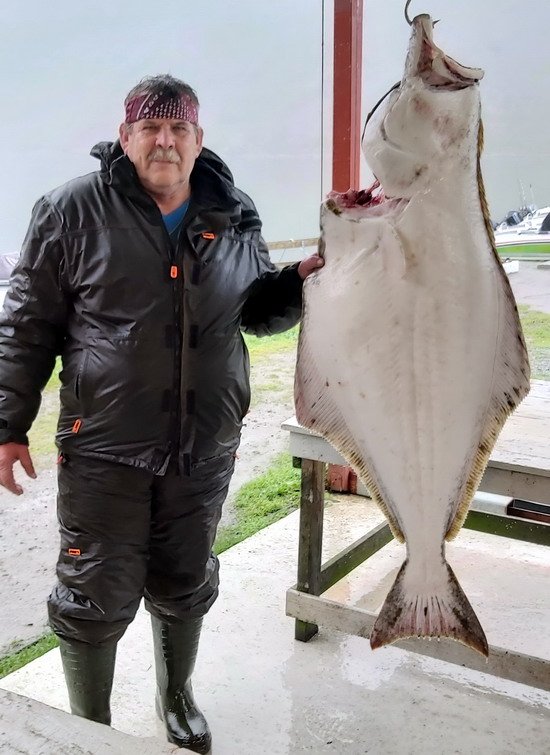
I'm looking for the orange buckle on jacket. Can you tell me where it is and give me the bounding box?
[68,548,81,557]
[201,232,216,240]
[72,419,82,433]
[170,265,178,279]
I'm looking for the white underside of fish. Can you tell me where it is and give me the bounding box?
[295,15,530,656]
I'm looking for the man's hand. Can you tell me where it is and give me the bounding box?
[0,443,37,495]
[298,254,324,280]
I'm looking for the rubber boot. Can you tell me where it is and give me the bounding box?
[58,637,117,725]
[152,615,211,753]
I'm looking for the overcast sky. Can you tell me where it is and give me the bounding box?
[1,0,548,251]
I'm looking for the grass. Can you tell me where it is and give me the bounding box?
[27,361,62,462]
[243,326,298,360]
[214,453,301,554]
[45,361,62,392]
[518,306,550,350]
[28,394,59,461]
[518,305,550,380]
[251,379,293,409]
[0,633,59,680]
[497,246,550,257]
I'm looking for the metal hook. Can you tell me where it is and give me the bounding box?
[405,1,440,27]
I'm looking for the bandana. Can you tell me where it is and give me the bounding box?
[124,91,199,125]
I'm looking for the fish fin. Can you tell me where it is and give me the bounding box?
[370,560,488,656]
[295,321,405,542]
[444,119,531,539]
[445,257,530,540]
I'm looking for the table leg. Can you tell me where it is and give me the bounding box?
[295,458,325,642]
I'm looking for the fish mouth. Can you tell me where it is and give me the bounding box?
[327,15,484,218]
[406,14,484,89]
[325,181,406,216]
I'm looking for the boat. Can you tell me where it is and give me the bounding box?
[495,207,550,258]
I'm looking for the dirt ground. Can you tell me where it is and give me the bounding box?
[0,261,547,656]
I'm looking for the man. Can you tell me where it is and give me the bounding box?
[0,75,323,753]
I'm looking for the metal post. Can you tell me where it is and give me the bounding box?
[332,0,364,192]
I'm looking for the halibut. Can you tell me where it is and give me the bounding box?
[295,13,530,656]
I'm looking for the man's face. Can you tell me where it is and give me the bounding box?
[119,118,203,197]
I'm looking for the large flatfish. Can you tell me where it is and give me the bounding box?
[294,12,530,656]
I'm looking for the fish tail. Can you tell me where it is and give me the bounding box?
[370,560,488,656]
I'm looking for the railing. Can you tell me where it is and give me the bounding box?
[266,237,319,250]
[267,237,320,267]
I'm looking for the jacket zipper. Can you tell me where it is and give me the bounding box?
[157,212,184,467]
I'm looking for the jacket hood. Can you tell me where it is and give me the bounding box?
[90,140,243,223]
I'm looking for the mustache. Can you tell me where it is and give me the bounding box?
[148,147,181,163]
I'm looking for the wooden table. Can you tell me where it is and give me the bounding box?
[282,380,550,691]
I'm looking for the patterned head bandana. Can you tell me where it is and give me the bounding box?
[124,91,199,125]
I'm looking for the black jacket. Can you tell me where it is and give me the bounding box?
[0,142,302,473]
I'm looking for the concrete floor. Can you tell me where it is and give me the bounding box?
[1,495,549,754]
[0,689,176,754]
